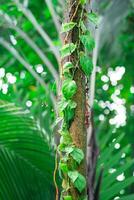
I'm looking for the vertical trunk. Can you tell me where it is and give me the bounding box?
[69,69,87,198]
[62,1,87,199]
[59,1,99,199]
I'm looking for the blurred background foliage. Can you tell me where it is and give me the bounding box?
[0,0,134,199]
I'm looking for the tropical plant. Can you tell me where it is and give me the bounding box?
[96,126,134,200]
[0,102,55,200]
[0,0,134,200]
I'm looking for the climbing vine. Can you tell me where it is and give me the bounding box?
[57,1,99,199]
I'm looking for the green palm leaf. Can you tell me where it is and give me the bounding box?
[96,127,134,200]
[120,194,134,200]
[0,102,55,200]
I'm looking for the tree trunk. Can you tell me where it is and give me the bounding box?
[62,1,87,199]
[59,1,99,199]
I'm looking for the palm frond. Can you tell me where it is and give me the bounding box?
[0,102,55,200]
[96,129,134,200]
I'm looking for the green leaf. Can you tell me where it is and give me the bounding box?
[69,100,77,109]
[63,62,74,71]
[0,103,55,199]
[87,12,99,25]
[59,162,69,173]
[63,62,74,78]
[80,53,93,76]
[58,99,69,111]
[120,194,134,200]
[80,33,95,51]
[64,146,84,164]
[64,195,73,200]
[64,146,74,154]
[60,43,76,58]
[59,99,77,113]
[79,0,86,5]
[61,131,72,145]
[64,72,73,79]
[61,22,77,33]
[64,101,77,126]
[62,79,77,99]
[70,148,84,164]
[102,160,134,190]
[68,171,86,193]
[68,171,79,182]
[74,173,86,193]
[101,177,134,200]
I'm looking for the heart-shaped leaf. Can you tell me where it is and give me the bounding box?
[60,43,76,58]
[68,171,86,193]
[80,53,93,76]
[61,22,77,33]
[62,79,77,99]
[88,12,99,25]
[70,148,84,164]
[80,33,95,52]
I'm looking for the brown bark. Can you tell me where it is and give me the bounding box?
[69,69,87,199]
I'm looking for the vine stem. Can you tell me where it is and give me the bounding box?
[53,149,59,200]
[64,2,80,44]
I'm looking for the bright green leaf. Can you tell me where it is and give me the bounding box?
[64,107,75,126]
[79,0,86,5]
[61,22,77,33]
[62,79,77,99]
[64,72,73,79]
[68,171,86,193]
[58,99,69,111]
[61,43,76,58]
[80,53,93,76]
[87,12,99,25]
[63,62,74,78]
[68,100,77,109]
[80,33,95,52]
[68,171,79,182]
[59,162,69,173]
[64,195,73,200]
[60,43,76,58]
[74,173,86,193]
[62,134,72,145]
[70,148,84,164]
[64,146,74,154]
[64,100,77,126]
[63,62,74,70]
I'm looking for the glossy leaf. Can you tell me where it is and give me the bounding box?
[59,162,69,173]
[60,43,76,58]
[61,22,77,33]
[80,53,93,76]
[62,79,77,99]
[68,171,86,193]
[88,12,99,25]
[70,148,84,164]
[64,196,73,200]
[80,33,95,52]
[79,0,87,5]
